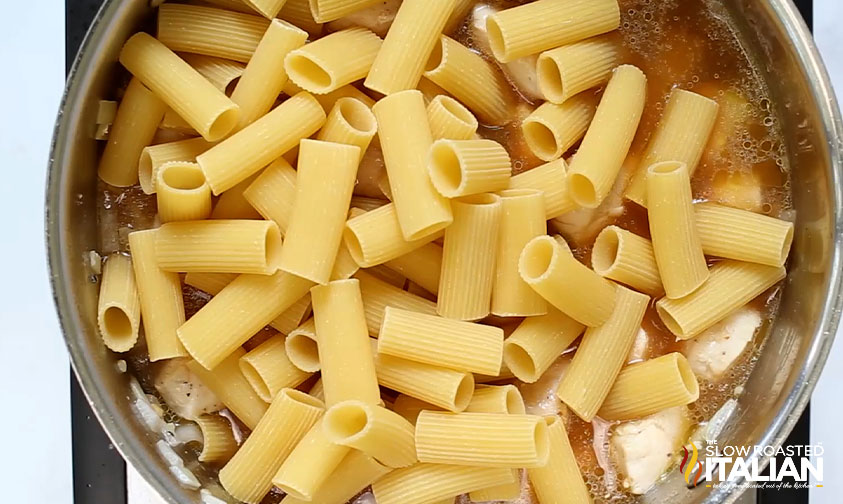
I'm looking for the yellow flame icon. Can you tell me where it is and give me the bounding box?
[680,444,703,487]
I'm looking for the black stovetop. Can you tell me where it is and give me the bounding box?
[66,1,814,503]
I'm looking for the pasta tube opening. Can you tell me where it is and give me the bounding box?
[337,97,377,134]
[160,162,206,191]
[655,304,684,337]
[429,141,463,194]
[533,419,550,463]
[438,96,476,129]
[428,140,512,198]
[239,359,272,401]
[342,226,366,265]
[567,172,597,208]
[454,374,476,411]
[502,343,536,383]
[285,53,333,91]
[591,225,621,275]
[102,306,134,346]
[518,235,559,283]
[286,324,320,372]
[264,225,285,271]
[522,120,559,161]
[323,402,370,440]
[208,107,241,142]
[677,354,700,398]
[485,17,506,63]
[537,56,564,101]
[504,386,525,414]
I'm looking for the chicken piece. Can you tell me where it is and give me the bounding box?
[153,358,223,420]
[611,406,692,495]
[470,4,543,103]
[326,0,400,37]
[681,308,761,381]
[627,328,650,363]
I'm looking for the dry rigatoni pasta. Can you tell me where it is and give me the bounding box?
[527,416,591,504]
[656,260,786,339]
[378,307,504,375]
[210,172,263,220]
[286,27,382,94]
[317,97,378,161]
[155,220,283,275]
[197,92,325,194]
[695,202,794,267]
[230,19,308,129]
[427,95,479,140]
[428,139,512,198]
[415,411,549,467]
[271,419,350,501]
[647,161,709,298]
[242,0,287,18]
[486,0,620,62]
[279,0,324,36]
[392,394,440,424]
[239,335,313,402]
[373,339,475,412]
[187,351,269,430]
[183,272,237,296]
[127,230,187,361]
[280,450,390,504]
[465,384,525,414]
[323,400,418,468]
[278,140,359,284]
[519,235,617,327]
[508,159,575,219]
[344,203,444,267]
[139,137,213,194]
[374,464,515,504]
[242,158,296,233]
[437,194,502,320]
[592,225,662,295]
[537,34,619,104]
[625,88,720,206]
[556,286,649,421]
[269,293,312,334]
[155,162,212,222]
[97,254,141,352]
[356,270,437,335]
[309,0,384,22]
[424,36,510,125]
[521,94,598,162]
[194,415,238,464]
[364,0,455,95]
[98,78,166,187]
[219,389,324,504]
[285,317,319,372]
[384,242,443,295]
[178,270,314,369]
[598,352,700,420]
[311,279,381,406]
[492,189,548,317]
[374,90,453,240]
[503,308,584,383]
[119,33,240,141]
[157,3,269,63]
[566,64,647,208]
[469,470,521,502]
[180,53,246,93]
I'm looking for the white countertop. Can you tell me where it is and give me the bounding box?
[0,1,839,503]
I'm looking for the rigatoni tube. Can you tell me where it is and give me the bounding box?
[428,139,512,198]
[180,53,246,93]
[187,351,268,430]
[492,189,548,316]
[271,419,350,501]
[503,308,584,383]
[243,0,288,18]
[521,94,598,162]
[239,335,313,402]
[519,235,617,327]
[356,270,437,335]
[127,230,187,361]
[508,159,576,219]
[309,0,384,22]
[219,389,324,504]
[469,470,521,502]
[195,415,238,464]
[591,225,662,295]
[286,27,382,94]
[317,97,378,161]
[364,0,455,95]
[285,318,319,372]
[625,88,720,206]
[119,33,240,142]
[527,416,591,504]
[279,450,390,504]
[392,394,442,424]
[656,260,786,339]
[139,137,213,194]
[178,270,314,370]
[155,220,283,275]
[537,34,619,104]
[598,352,700,421]
[97,254,141,352]
[427,95,479,140]
[566,64,647,208]
[98,78,166,187]
[374,90,453,240]
[242,158,297,234]
[556,286,649,421]
[230,18,308,129]
[155,162,212,223]
[344,203,444,267]
[695,202,794,267]
[279,0,323,36]
[424,36,511,125]
[647,161,709,298]
[323,400,418,468]
[414,411,549,468]
[465,385,526,414]
[278,140,359,284]
[384,243,443,295]
[438,194,502,320]
[373,463,515,504]
[379,307,504,376]
[486,0,620,62]
[197,91,325,194]
[311,279,381,406]
[209,172,262,220]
